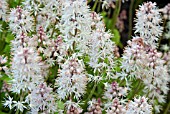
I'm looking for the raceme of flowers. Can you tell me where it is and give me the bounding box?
[0,0,169,114]
[119,2,170,113]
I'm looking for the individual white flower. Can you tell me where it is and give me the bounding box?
[134,2,163,48]
[161,44,169,51]
[13,101,27,112]
[0,55,9,77]
[126,96,152,114]
[0,55,8,65]
[3,96,13,110]
[88,74,103,83]
[0,24,3,32]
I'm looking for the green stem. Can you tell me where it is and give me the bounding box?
[111,0,121,30]
[164,100,170,114]
[92,0,98,11]
[86,83,97,103]
[50,20,58,38]
[128,0,134,40]
[119,79,125,86]
[88,0,93,4]
[18,0,22,5]
[134,0,144,10]
[129,81,142,99]
[97,1,101,12]
[33,14,38,32]
[15,110,19,114]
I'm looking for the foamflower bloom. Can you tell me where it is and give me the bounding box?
[135,2,163,48]
[126,96,152,114]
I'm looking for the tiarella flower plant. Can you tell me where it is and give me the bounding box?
[0,0,169,114]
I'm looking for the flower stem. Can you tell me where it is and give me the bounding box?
[18,0,22,5]
[86,83,97,103]
[129,81,142,99]
[92,0,98,11]
[88,0,92,4]
[97,1,101,12]
[128,0,134,40]
[15,110,19,114]
[111,0,121,30]
[50,20,58,38]
[164,100,170,114]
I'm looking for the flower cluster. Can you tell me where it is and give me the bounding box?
[26,83,57,113]
[10,46,46,93]
[103,82,127,114]
[135,2,163,48]
[59,0,92,52]
[56,54,87,100]
[103,82,127,100]
[120,37,169,112]
[88,12,117,80]
[0,0,8,21]
[32,26,66,66]
[0,0,170,114]
[9,6,33,35]
[64,100,83,114]
[119,2,170,112]
[126,96,152,114]
[105,98,126,114]
[23,0,62,33]
[85,98,102,114]
[162,3,170,19]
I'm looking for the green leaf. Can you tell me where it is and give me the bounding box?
[111,29,123,48]
[112,29,120,44]
[57,101,64,110]
[84,56,90,63]
[0,111,8,114]
[3,45,11,54]
[0,40,6,54]
[1,75,11,82]
[5,33,14,43]
[101,11,107,17]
